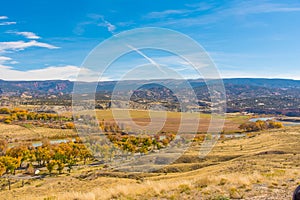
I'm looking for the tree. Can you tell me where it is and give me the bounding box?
[6,144,32,167]
[35,146,53,167]
[56,160,64,174]
[0,156,20,174]
[78,144,92,165]
[239,120,283,132]
[46,160,56,175]
[3,117,12,124]
[0,162,6,176]
[0,108,11,114]
[0,139,8,156]
[268,120,283,128]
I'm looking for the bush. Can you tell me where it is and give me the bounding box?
[239,120,283,132]
[65,122,75,129]
[212,196,230,200]
[0,107,11,114]
[4,117,12,124]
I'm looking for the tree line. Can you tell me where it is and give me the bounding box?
[0,107,74,129]
[0,138,92,176]
[239,120,283,132]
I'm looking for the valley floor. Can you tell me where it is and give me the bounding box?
[1,126,300,199]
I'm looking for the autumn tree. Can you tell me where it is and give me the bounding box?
[0,139,8,156]
[0,156,20,175]
[46,160,56,175]
[239,120,283,132]
[0,108,11,114]
[6,144,35,167]
[0,162,6,176]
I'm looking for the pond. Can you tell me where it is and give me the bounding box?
[249,117,300,126]
[249,117,274,122]
[223,133,246,138]
[9,138,76,148]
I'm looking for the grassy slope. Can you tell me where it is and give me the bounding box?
[1,126,299,199]
[0,123,77,142]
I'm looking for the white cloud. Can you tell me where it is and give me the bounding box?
[145,9,189,19]
[231,1,300,15]
[9,60,19,64]
[93,15,116,33]
[74,14,116,35]
[0,21,16,26]
[144,2,215,19]
[0,40,59,53]
[0,48,81,81]
[0,15,16,25]
[219,68,300,80]
[98,20,116,33]
[0,64,111,81]
[9,31,41,39]
[0,16,8,20]
[0,65,80,81]
[146,1,300,27]
[0,56,12,62]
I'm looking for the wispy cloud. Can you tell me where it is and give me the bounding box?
[0,16,8,20]
[0,56,15,70]
[98,17,116,33]
[145,9,190,19]
[0,21,16,26]
[230,1,300,15]
[144,1,217,19]
[0,40,59,53]
[145,1,300,27]
[219,68,300,80]
[0,15,16,25]
[0,65,80,81]
[74,14,116,35]
[0,56,12,62]
[0,55,85,81]
[0,64,111,81]
[8,31,41,39]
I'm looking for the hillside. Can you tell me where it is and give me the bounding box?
[0,126,299,199]
[1,78,300,115]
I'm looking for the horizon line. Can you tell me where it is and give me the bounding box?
[0,77,300,82]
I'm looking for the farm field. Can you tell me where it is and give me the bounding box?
[0,109,250,143]
[95,109,249,133]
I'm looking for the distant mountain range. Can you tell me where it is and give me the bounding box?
[1,78,300,94]
[1,78,300,116]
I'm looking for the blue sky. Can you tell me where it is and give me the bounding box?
[0,0,300,81]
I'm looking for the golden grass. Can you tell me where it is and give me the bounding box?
[95,109,248,133]
[0,123,77,142]
[1,126,299,199]
[0,110,297,199]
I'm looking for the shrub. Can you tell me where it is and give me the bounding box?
[239,120,283,132]
[212,196,230,200]
[0,107,11,114]
[65,122,75,129]
[4,117,12,124]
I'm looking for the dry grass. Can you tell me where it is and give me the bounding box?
[0,110,298,200]
[0,123,77,142]
[95,109,249,133]
[1,126,299,199]
[0,110,248,143]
